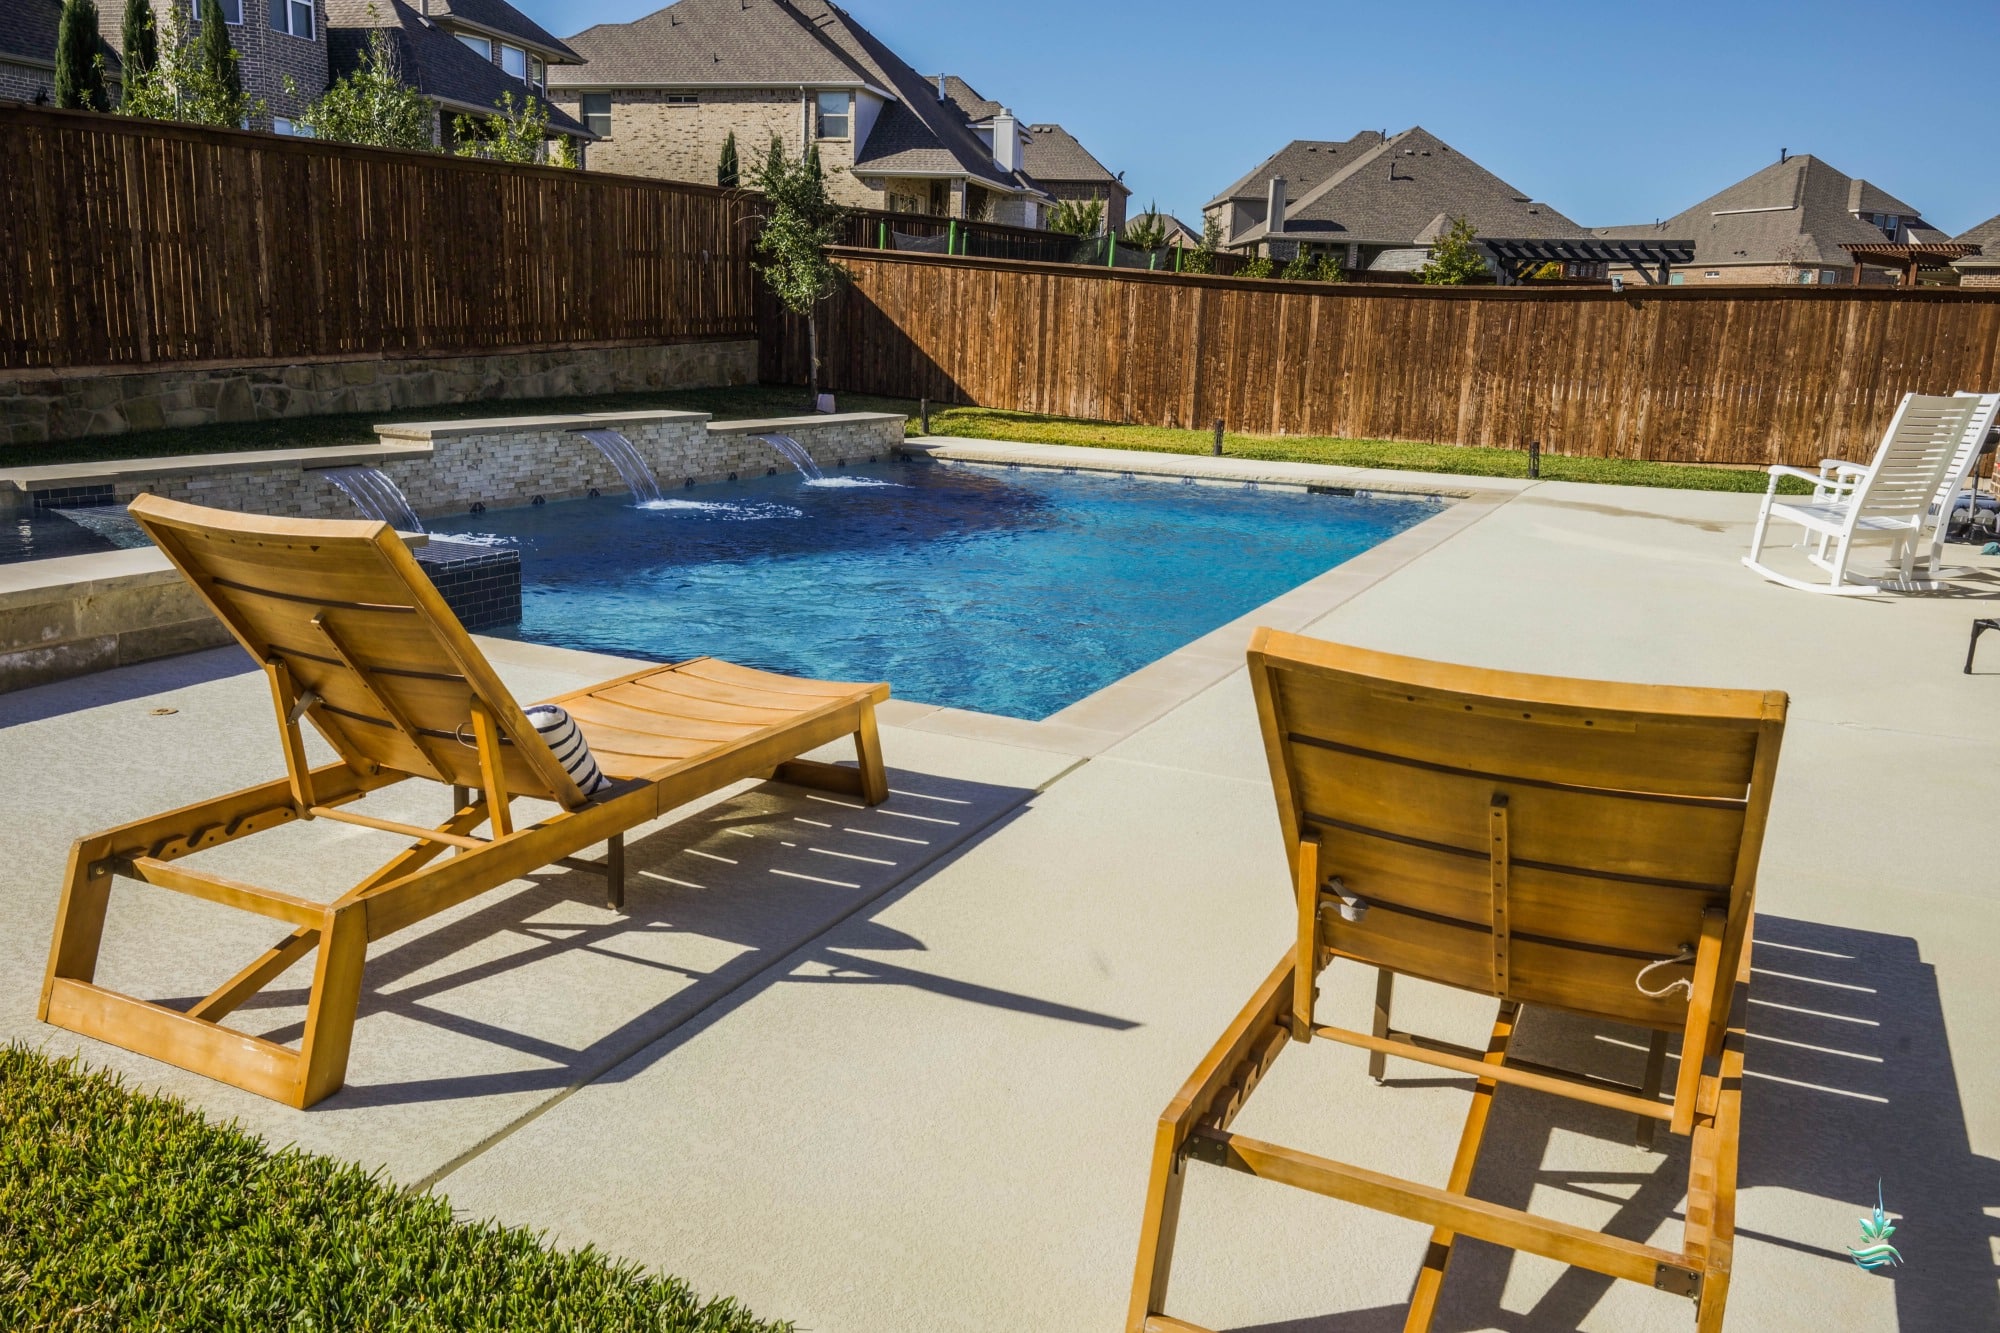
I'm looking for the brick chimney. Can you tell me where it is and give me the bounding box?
[993,109,1020,174]
[1267,176,1288,234]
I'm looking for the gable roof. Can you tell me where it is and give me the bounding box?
[555,1,1044,197]
[1206,132,1385,209]
[422,0,580,63]
[1953,212,2000,270]
[1592,154,1945,266]
[0,0,122,76]
[934,74,1124,194]
[326,0,586,136]
[1230,126,1586,248]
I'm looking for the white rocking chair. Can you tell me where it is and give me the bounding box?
[1806,392,2000,580]
[1744,393,1984,594]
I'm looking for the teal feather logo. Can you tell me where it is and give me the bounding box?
[1849,1183,1903,1271]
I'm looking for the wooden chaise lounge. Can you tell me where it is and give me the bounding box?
[40,496,889,1109]
[1128,630,1786,1332]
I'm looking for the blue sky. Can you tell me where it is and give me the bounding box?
[522,0,2000,234]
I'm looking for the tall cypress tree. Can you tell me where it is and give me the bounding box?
[120,0,157,82]
[54,0,110,111]
[196,0,241,109]
[717,131,739,188]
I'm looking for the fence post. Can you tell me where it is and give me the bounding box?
[1528,439,1541,479]
[920,397,930,435]
[879,221,887,250]
[948,220,959,256]
[1213,420,1224,457]
[1106,236,1117,270]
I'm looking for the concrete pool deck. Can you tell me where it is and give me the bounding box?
[3,445,1998,1330]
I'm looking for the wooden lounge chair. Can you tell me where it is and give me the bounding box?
[40,496,889,1110]
[1127,630,1786,1333]
[1744,392,1981,593]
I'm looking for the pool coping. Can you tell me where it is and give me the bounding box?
[873,439,1528,756]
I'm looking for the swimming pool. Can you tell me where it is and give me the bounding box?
[430,460,1442,721]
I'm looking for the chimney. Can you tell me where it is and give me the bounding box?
[1267,176,1287,235]
[936,74,947,102]
[1780,147,1789,163]
[992,108,1020,173]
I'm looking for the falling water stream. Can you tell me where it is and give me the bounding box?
[321,466,424,532]
[575,428,665,504]
[756,434,824,481]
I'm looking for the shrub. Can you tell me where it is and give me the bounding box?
[718,130,739,188]
[0,1046,789,1332]
[1238,253,1276,279]
[119,0,157,82]
[118,0,255,127]
[298,24,435,151]
[1419,216,1488,285]
[454,89,551,164]
[1313,253,1346,283]
[1280,249,1315,281]
[1122,202,1168,252]
[1180,213,1222,275]
[1047,196,1105,236]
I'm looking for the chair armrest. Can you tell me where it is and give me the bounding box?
[1766,465,1834,489]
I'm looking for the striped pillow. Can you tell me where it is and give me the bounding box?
[524,704,613,796]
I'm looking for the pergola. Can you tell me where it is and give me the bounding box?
[1840,242,1980,287]
[1480,238,1696,285]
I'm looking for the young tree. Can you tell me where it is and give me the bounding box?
[1047,195,1105,236]
[1181,213,1222,275]
[549,134,578,168]
[1122,202,1168,253]
[1312,252,1346,283]
[120,0,158,84]
[717,131,739,188]
[54,0,111,112]
[453,90,550,164]
[1237,253,1276,279]
[118,0,254,126]
[1280,247,1315,281]
[196,0,241,110]
[752,139,850,407]
[298,27,434,150]
[1419,216,1488,285]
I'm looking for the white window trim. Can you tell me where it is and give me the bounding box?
[457,33,493,60]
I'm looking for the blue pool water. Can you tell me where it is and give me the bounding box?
[429,460,1441,720]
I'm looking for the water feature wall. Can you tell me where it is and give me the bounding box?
[756,434,824,482]
[574,429,665,504]
[320,465,425,531]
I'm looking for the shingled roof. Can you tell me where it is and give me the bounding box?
[934,75,1123,193]
[1592,154,1946,267]
[1953,213,2000,271]
[327,0,585,135]
[554,1,1043,197]
[420,0,579,63]
[1228,126,1585,248]
[1206,132,1385,210]
[0,0,121,77]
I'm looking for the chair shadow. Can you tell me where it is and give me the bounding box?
[1225,914,2000,1332]
[0,645,249,729]
[185,763,1137,1109]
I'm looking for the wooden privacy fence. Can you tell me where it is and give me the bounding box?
[0,105,756,372]
[763,251,2000,467]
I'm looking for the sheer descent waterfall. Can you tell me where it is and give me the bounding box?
[757,434,824,481]
[575,429,665,504]
[322,466,424,532]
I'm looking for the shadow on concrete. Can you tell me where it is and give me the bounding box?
[1220,914,1999,1332]
[0,646,248,729]
[191,762,1133,1113]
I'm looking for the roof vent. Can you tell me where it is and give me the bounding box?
[937,74,947,102]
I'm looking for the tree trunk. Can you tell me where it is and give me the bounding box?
[806,305,821,406]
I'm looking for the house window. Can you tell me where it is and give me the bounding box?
[1797,269,1817,284]
[457,33,492,60]
[664,92,697,106]
[528,55,544,90]
[500,44,527,79]
[816,90,849,139]
[272,116,314,137]
[216,0,242,23]
[269,0,312,37]
[581,93,611,138]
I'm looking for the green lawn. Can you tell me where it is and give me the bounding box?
[0,1046,788,1333]
[2,384,1800,494]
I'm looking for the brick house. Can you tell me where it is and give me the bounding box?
[548,0,1049,224]
[324,0,587,149]
[1950,214,1999,290]
[1205,127,1587,275]
[105,0,333,131]
[0,0,123,106]
[936,76,1128,231]
[1594,153,1950,286]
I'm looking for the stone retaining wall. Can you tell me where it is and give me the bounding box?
[0,551,234,695]
[0,340,758,446]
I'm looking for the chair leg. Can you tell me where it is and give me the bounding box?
[1369,969,1395,1082]
[854,707,890,806]
[1636,1030,1669,1149]
[294,904,368,1109]
[1126,1129,1190,1333]
[40,840,116,1013]
[1403,1001,1519,1333]
[1745,498,1774,566]
[1695,1243,1733,1333]
[605,833,625,911]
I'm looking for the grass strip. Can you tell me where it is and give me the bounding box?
[0,1045,788,1333]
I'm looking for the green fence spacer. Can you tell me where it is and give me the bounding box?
[948,220,958,255]
[1106,236,1116,269]
[879,221,887,250]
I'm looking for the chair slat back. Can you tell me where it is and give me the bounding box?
[1249,632,1785,1032]
[1853,394,1983,527]
[129,496,586,808]
[1937,393,2000,512]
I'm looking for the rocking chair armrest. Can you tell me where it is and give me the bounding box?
[1764,465,1833,495]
